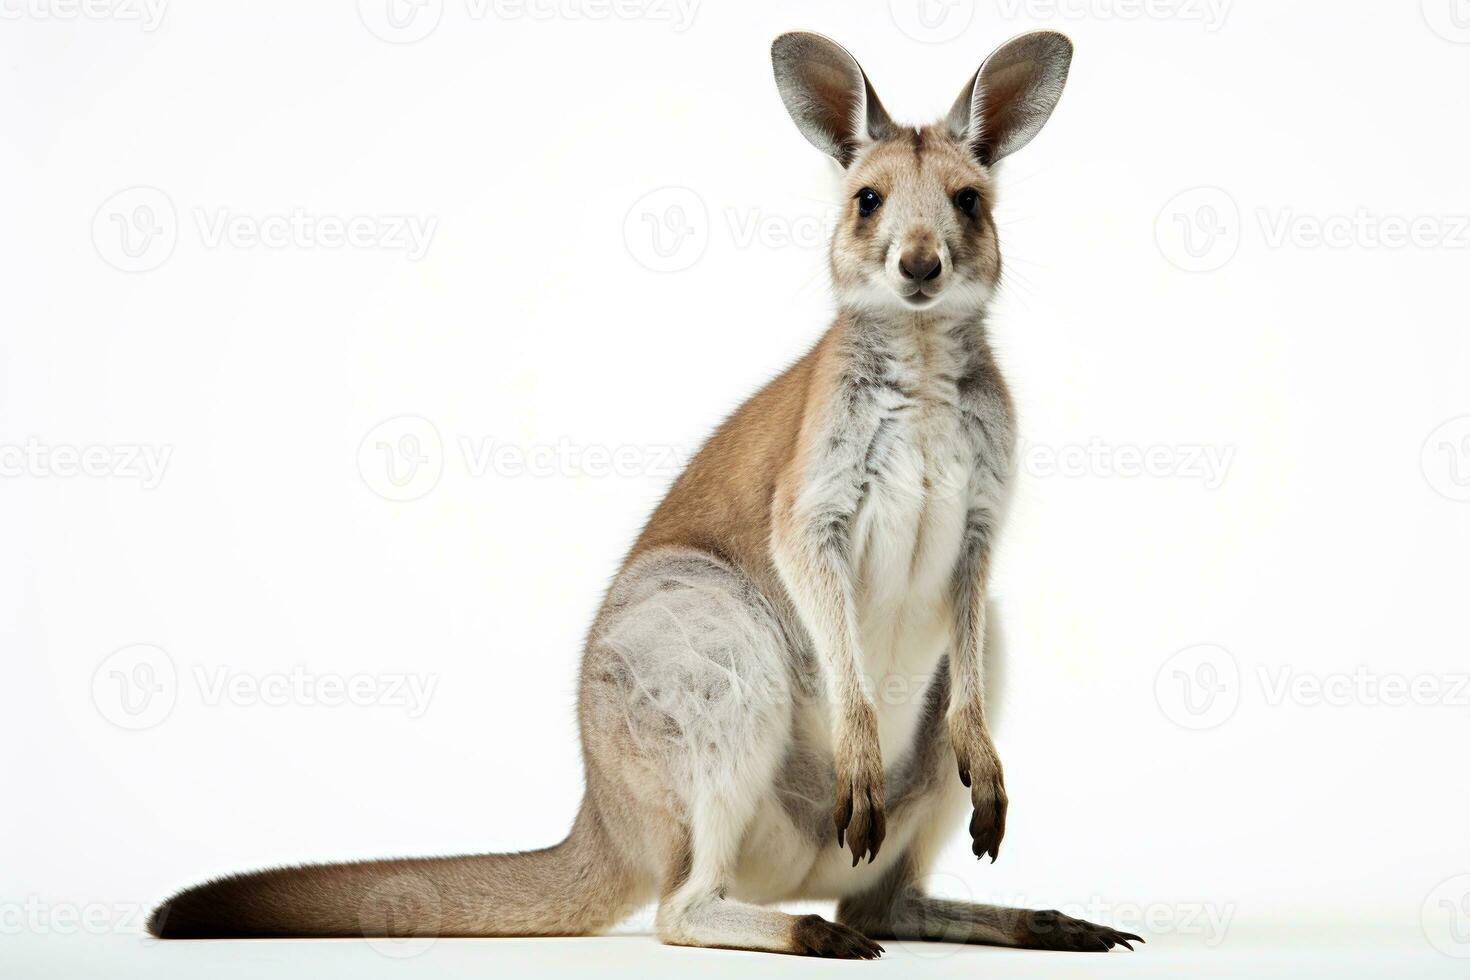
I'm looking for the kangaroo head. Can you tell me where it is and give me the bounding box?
[771,31,1071,317]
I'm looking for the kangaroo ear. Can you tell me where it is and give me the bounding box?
[771,32,896,167]
[948,31,1072,167]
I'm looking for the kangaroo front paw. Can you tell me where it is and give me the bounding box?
[833,709,886,866]
[1015,909,1145,952]
[834,766,886,866]
[963,768,1007,862]
[951,714,1007,862]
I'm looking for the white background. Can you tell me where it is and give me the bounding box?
[4,0,1469,976]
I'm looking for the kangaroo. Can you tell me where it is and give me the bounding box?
[149,31,1143,958]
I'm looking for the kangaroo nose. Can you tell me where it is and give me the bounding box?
[899,250,942,282]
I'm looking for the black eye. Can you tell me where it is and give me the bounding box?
[856,187,882,217]
[954,188,980,216]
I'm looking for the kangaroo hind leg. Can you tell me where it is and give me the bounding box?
[837,854,1142,952]
[589,547,875,957]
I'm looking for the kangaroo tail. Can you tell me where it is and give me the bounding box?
[148,801,634,939]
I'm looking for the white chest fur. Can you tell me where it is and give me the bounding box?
[845,324,1006,760]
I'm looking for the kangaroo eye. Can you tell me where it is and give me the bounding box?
[954,188,980,217]
[856,188,883,217]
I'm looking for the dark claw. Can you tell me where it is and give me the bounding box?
[833,788,853,849]
[867,795,886,862]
